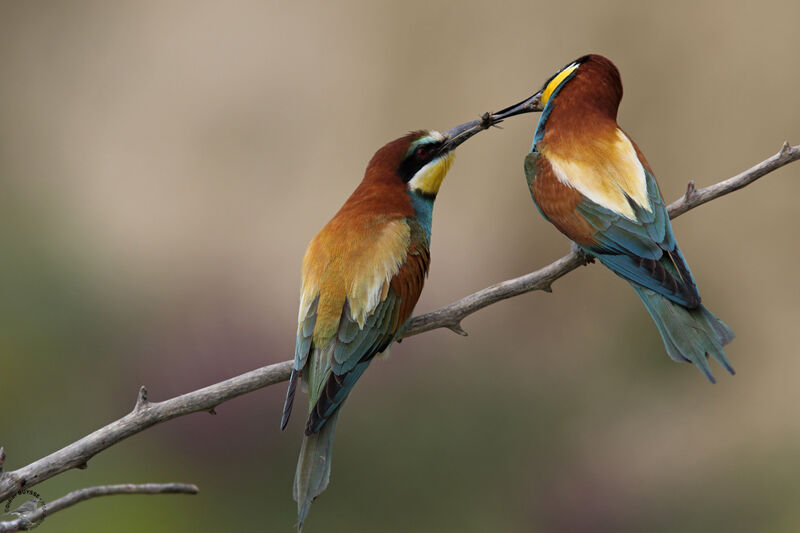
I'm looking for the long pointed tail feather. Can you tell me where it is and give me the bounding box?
[633,286,735,382]
[294,409,340,532]
[281,369,300,430]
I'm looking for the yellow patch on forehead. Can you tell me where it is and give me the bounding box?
[407,151,455,196]
[543,129,651,220]
[541,62,579,107]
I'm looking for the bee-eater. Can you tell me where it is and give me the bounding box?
[493,54,734,382]
[280,117,493,530]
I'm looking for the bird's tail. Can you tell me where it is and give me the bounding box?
[293,408,340,532]
[633,286,735,383]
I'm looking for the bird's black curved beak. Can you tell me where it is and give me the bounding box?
[441,113,497,152]
[491,90,544,120]
[440,89,544,153]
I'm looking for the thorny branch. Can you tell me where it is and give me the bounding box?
[0,142,797,526]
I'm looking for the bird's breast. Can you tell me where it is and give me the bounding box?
[530,154,598,246]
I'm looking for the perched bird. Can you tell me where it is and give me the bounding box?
[493,54,734,381]
[281,116,494,530]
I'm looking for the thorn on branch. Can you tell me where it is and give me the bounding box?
[208,407,217,415]
[684,180,697,202]
[76,463,88,470]
[780,141,791,156]
[134,386,149,412]
[541,283,553,293]
[447,323,468,337]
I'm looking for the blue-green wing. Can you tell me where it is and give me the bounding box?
[575,169,700,308]
[304,291,403,434]
[281,295,319,430]
[282,293,399,433]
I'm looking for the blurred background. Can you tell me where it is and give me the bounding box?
[1,1,799,531]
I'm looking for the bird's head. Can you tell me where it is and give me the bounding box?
[492,54,623,123]
[366,117,493,198]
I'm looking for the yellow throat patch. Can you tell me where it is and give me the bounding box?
[407,151,455,196]
[541,62,580,107]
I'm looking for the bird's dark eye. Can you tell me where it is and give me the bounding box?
[397,140,443,182]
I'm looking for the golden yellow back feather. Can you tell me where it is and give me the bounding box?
[299,218,411,346]
[542,128,651,219]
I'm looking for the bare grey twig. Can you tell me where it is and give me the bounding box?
[0,142,797,524]
[0,483,197,532]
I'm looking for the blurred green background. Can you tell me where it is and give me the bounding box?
[1,1,799,531]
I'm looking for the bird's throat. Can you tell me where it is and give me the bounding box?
[406,152,454,197]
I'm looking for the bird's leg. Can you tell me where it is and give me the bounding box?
[570,241,595,265]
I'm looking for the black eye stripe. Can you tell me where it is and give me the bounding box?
[397,141,444,183]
